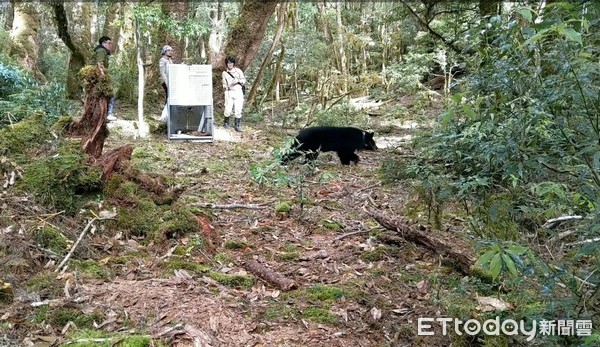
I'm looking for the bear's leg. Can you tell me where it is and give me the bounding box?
[337,151,358,165]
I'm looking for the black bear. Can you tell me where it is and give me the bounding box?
[282,126,377,165]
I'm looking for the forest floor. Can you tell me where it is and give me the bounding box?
[0,95,469,346]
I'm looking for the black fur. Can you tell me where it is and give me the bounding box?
[282,126,377,165]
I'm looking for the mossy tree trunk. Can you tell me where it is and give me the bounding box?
[212,0,279,112]
[2,1,14,31]
[66,66,111,159]
[52,3,87,100]
[10,2,45,82]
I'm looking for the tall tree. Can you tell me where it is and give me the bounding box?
[212,0,279,110]
[52,3,87,99]
[246,2,287,109]
[10,2,45,82]
[161,1,189,63]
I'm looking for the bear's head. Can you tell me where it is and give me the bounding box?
[364,131,377,150]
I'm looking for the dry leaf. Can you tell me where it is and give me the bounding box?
[370,307,382,320]
[477,296,512,312]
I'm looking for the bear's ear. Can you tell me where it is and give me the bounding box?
[367,131,374,138]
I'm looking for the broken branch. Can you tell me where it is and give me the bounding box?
[244,259,297,291]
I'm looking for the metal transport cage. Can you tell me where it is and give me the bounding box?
[167,64,214,142]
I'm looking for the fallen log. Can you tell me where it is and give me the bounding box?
[244,260,297,291]
[365,208,476,275]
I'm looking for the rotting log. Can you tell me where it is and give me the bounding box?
[244,260,297,291]
[365,208,477,275]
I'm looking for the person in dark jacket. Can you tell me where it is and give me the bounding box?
[92,36,117,121]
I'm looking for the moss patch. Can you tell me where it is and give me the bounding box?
[208,271,254,289]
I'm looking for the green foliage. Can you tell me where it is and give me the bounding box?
[0,62,74,128]
[474,243,529,281]
[20,142,103,214]
[408,3,600,231]
[0,62,33,98]
[402,4,600,344]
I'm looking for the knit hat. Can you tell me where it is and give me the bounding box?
[161,45,173,55]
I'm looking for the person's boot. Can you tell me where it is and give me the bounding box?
[224,116,230,129]
[234,117,242,132]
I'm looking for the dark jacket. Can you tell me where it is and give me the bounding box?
[92,45,111,68]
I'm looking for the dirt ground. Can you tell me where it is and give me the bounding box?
[1,104,460,346]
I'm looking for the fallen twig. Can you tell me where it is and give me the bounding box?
[566,237,600,247]
[543,215,583,228]
[55,217,97,273]
[193,202,269,210]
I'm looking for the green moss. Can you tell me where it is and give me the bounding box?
[157,207,200,239]
[78,65,113,98]
[301,307,337,324]
[162,259,211,275]
[113,199,161,238]
[66,329,156,347]
[71,259,113,280]
[208,271,254,289]
[224,240,246,250]
[214,252,232,265]
[26,272,62,298]
[19,141,102,214]
[320,219,343,232]
[276,243,300,261]
[0,113,53,160]
[306,285,347,303]
[50,308,104,329]
[275,201,291,213]
[33,226,68,255]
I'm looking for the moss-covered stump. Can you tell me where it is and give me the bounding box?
[65,65,113,158]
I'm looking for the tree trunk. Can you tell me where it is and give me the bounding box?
[335,2,348,94]
[246,3,287,109]
[135,18,149,138]
[161,1,189,63]
[2,0,13,31]
[208,1,225,63]
[479,0,501,17]
[213,0,279,112]
[10,2,45,82]
[66,66,111,159]
[52,3,87,100]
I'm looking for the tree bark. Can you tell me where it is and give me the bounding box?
[244,260,297,291]
[52,3,87,99]
[2,0,13,31]
[246,3,287,109]
[10,2,45,82]
[161,1,189,63]
[479,0,501,17]
[213,0,279,112]
[66,66,111,159]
